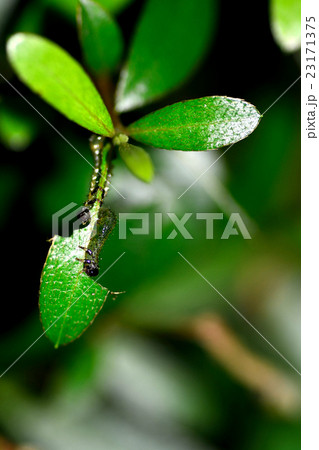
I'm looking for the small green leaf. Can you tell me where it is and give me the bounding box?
[7,33,114,136]
[270,0,301,52]
[39,202,109,347]
[115,0,216,112]
[77,0,124,74]
[127,97,262,151]
[119,142,154,183]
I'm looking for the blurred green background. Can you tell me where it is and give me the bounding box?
[0,0,300,449]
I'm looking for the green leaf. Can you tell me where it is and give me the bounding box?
[119,142,154,183]
[7,33,114,136]
[127,97,262,151]
[115,0,216,112]
[13,1,45,34]
[39,201,109,347]
[39,0,134,20]
[39,141,118,347]
[77,0,124,74]
[99,0,134,14]
[270,0,301,52]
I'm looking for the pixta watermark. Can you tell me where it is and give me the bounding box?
[118,212,251,240]
[51,202,87,237]
[52,205,251,240]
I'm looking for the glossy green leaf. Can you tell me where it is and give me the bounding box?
[115,0,216,112]
[39,201,109,347]
[127,97,262,151]
[78,0,124,74]
[270,0,301,52]
[119,142,154,182]
[7,33,114,136]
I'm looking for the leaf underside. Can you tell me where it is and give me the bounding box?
[127,96,262,151]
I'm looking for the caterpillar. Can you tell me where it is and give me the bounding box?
[79,208,117,277]
[77,134,111,227]
[77,135,116,277]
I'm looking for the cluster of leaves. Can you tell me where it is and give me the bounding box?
[6,0,263,347]
[7,0,262,169]
[0,0,301,153]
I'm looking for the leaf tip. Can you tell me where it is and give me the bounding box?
[6,32,25,57]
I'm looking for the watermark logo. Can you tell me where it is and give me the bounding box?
[118,212,251,240]
[52,202,85,237]
[52,206,251,240]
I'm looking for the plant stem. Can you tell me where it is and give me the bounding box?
[85,138,112,208]
[96,75,123,132]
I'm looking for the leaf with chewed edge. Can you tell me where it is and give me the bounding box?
[39,202,109,347]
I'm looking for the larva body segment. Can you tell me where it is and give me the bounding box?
[82,208,117,277]
[76,135,116,277]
